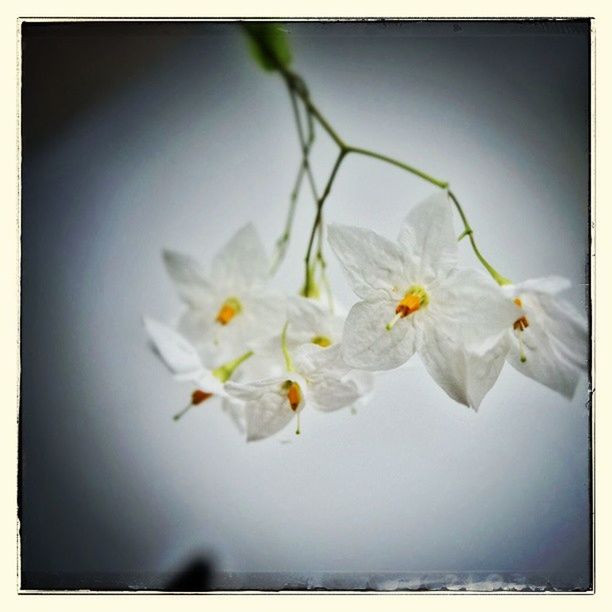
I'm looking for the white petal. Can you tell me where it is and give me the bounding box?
[509,275,572,296]
[522,291,589,372]
[420,327,508,410]
[308,375,361,412]
[341,300,421,370]
[398,190,457,279]
[328,224,405,300]
[211,223,269,287]
[506,326,581,399]
[287,296,329,338]
[162,250,213,307]
[143,317,204,380]
[226,376,301,441]
[221,398,246,433]
[194,369,229,397]
[433,268,518,349]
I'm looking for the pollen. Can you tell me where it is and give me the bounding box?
[514,297,523,308]
[286,381,301,411]
[215,297,242,325]
[311,335,332,347]
[192,389,213,405]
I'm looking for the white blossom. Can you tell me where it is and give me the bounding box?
[226,341,366,442]
[328,190,517,409]
[502,276,589,398]
[163,223,286,363]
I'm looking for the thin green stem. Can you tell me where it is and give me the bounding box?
[280,62,509,288]
[346,147,449,190]
[303,150,346,295]
[288,87,318,200]
[270,162,305,274]
[448,190,511,286]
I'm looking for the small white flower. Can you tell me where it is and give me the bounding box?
[328,190,517,409]
[163,223,286,363]
[226,343,365,442]
[502,276,589,398]
[144,316,274,428]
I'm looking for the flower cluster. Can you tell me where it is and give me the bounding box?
[145,191,588,441]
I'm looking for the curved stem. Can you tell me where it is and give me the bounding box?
[280,63,509,287]
[448,190,511,285]
[346,146,449,190]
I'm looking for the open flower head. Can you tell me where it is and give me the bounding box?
[226,341,365,442]
[144,316,279,429]
[328,191,517,409]
[502,276,588,398]
[163,223,286,363]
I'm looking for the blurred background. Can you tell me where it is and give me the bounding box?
[20,20,591,591]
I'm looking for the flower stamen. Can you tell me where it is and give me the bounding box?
[286,381,301,411]
[215,297,242,325]
[386,285,429,330]
[173,389,213,421]
[311,335,332,347]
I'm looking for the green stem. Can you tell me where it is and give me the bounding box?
[346,147,449,190]
[448,190,511,286]
[303,149,346,296]
[212,350,254,383]
[288,87,318,200]
[281,63,509,288]
[281,322,294,371]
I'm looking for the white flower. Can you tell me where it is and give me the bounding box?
[226,342,365,442]
[328,190,517,409]
[144,316,274,428]
[502,276,589,398]
[163,223,286,363]
[255,296,376,409]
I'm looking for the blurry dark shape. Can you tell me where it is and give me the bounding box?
[243,22,292,72]
[20,22,191,149]
[164,555,216,592]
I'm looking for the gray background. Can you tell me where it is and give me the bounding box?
[20,21,591,590]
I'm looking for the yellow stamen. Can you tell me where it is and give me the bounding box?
[514,297,523,308]
[215,297,242,325]
[311,335,332,347]
[386,284,429,330]
[396,293,421,317]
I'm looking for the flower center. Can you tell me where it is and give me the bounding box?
[512,297,529,363]
[386,285,429,330]
[215,297,242,325]
[311,335,332,347]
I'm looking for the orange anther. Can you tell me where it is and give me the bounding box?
[191,389,213,405]
[216,304,236,325]
[287,382,301,412]
[396,293,421,317]
[514,297,523,308]
[513,316,529,331]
